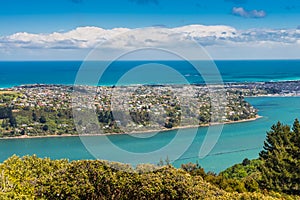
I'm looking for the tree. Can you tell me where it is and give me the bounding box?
[164,122,173,128]
[259,120,300,194]
[20,129,25,135]
[242,158,251,166]
[290,119,300,193]
[181,162,206,177]
[39,116,47,123]
[42,125,49,131]
[9,115,17,127]
[32,112,37,121]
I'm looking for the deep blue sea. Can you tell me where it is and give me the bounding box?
[0,60,300,88]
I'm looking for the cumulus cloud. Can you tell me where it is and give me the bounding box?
[232,7,266,18]
[0,25,299,52]
[1,27,130,49]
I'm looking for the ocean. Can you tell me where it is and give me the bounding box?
[1,60,300,88]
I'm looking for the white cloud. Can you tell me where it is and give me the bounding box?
[0,25,299,60]
[1,27,130,49]
[232,7,266,18]
[2,25,299,50]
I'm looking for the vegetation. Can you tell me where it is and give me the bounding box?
[181,160,261,193]
[0,155,292,200]
[259,119,300,195]
[180,119,300,198]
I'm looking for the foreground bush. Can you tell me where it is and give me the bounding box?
[0,155,294,200]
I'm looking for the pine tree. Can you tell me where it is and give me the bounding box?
[259,120,300,194]
[290,119,300,193]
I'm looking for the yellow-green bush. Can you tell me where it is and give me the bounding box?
[0,155,295,200]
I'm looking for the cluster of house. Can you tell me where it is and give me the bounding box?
[226,81,300,96]
[12,85,71,110]
[9,84,257,120]
[0,84,258,135]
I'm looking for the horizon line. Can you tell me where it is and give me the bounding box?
[0,58,300,62]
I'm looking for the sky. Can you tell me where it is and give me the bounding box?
[0,0,300,60]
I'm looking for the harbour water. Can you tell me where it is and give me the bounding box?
[0,97,299,173]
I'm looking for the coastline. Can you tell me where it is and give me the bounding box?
[246,94,300,98]
[0,115,262,140]
[2,82,287,140]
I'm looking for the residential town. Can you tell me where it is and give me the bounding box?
[0,81,266,137]
[0,78,298,138]
[225,80,300,96]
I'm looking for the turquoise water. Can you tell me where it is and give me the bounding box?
[1,60,300,172]
[1,60,300,88]
[0,97,299,173]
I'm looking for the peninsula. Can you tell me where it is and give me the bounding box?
[3,79,298,138]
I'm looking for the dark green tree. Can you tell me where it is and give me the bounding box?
[242,158,251,166]
[42,125,49,131]
[290,119,300,193]
[32,112,37,121]
[0,107,12,119]
[9,115,17,127]
[39,116,47,123]
[259,120,300,194]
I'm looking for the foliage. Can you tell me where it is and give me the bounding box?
[221,159,262,180]
[0,155,291,200]
[182,119,300,196]
[181,161,260,193]
[259,119,300,195]
[0,107,12,119]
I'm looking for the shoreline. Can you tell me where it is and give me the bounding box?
[246,94,300,98]
[1,78,300,90]
[0,115,262,140]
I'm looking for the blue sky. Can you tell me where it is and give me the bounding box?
[0,0,300,60]
[1,0,300,34]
